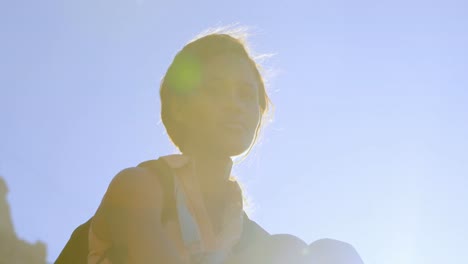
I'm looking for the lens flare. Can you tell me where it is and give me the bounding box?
[167,54,201,95]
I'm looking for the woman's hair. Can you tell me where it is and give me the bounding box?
[160,28,272,157]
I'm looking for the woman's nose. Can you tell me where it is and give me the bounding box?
[224,87,244,111]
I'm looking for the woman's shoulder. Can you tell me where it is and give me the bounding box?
[103,165,164,208]
[90,166,163,240]
[90,163,172,260]
[110,166,156,188]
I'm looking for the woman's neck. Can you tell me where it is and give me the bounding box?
[184,149,233,195]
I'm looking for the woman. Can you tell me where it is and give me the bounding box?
[87,30,364,264]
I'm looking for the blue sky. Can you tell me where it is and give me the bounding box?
[1,0,467,263]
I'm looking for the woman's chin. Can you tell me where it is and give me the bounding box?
[222,141,252,157]
[203,136,253,157]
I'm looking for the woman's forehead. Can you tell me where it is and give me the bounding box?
[201,54,257,81]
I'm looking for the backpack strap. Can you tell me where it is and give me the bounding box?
[140,158,271,252]
[137,157,176,224]
[141,158,270,262]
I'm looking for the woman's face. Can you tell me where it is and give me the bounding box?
[181,54,261,157]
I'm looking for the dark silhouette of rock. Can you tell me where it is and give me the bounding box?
[0,177,47,264]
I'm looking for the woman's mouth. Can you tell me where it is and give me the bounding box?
[221,122,245,131]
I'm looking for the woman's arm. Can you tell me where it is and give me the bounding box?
[92,167,183,264]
